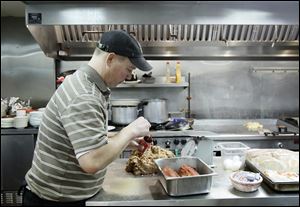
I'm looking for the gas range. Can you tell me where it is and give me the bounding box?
[114,119,299,162]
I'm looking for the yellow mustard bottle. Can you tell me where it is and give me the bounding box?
[175,61,182,83]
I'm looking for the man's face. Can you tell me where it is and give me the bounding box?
[105,54,136,87]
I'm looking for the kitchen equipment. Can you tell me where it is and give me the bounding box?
[1,117,15,128]
[246,160,299,191]
[141,98,168,124]
[1,101,8,118]
[16,109,26,117]
[141,72,155,84]
[25,2,299,61]
[111,99,140,125]
[218,142,250,171]
[138,136,153,155]
[181,136,214,166]
[230,171,263,192]
[108,126,115,131]
[13,116,29,129]
[154,157,216,196]
[29,111,44,127]
[245,148,299,191]
[164,118,190,131]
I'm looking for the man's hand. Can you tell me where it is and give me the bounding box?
[124,116,151,138]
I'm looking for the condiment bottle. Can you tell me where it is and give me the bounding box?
[165,61,171,83]
[175,61,182,83]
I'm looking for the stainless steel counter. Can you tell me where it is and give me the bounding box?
[86,158,299,206]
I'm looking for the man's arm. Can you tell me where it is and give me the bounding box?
[78,117,150,174]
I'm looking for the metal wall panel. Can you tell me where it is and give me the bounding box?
[1,17,55,108]
[59,60,299,119]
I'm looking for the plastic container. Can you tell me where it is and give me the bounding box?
[219,142,250,171]
[175,61,182,83]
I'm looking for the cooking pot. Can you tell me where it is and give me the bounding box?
[110,99,140,125]
[141,98,168,124]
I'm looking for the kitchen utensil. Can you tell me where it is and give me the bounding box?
[218,142,250,171]
[246,159,299,191]
[111,99,141,125]
[154,157,217,196]
[230,171,263,192]
[108,126,116,131]
[138,136,153,155]
[141,98,168,124]
[13,115,29,128]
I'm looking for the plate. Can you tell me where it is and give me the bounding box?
[123,80,141,84]
[108,126,116,131]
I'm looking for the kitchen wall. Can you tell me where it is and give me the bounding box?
[1,17,55,108]
[1,17,299,118]
[60,60,299,119]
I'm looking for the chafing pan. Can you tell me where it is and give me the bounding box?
[154,157,217,196]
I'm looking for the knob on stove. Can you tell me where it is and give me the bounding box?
[174,139,180,145]
[165,140,171,148]
[181,140,187,145]
[277,142,284,148]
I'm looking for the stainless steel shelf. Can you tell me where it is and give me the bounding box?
[114,82,188,88]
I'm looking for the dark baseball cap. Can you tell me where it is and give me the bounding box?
[97,30,152,71]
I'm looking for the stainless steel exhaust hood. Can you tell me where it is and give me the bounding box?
[24,1,299,60]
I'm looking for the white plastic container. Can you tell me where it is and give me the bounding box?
[218,142,250,171]
[16,109,26,117]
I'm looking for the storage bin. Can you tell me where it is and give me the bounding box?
[218,142,250,171]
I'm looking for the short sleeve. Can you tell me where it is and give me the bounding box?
[60,94,108,156]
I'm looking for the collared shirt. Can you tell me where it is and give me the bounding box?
[25,65,111,202]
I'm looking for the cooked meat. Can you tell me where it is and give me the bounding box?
[244,122,263,131]
[162,166,180,177]
[125,145,175,176]
[178,164,199,176]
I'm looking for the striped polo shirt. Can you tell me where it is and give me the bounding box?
[25,65,111,202]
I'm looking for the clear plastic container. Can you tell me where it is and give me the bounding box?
[218,142,250,171]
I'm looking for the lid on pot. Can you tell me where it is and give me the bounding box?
[111,99,140,106]
[142,98,167,102]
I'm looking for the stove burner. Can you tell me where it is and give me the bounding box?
[150,123,166,130]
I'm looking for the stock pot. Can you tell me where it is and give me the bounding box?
[141,98,168,124]
[110,99,140,125]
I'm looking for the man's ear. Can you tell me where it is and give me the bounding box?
[106,53,116,68]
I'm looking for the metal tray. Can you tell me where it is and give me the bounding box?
[246,160,299,191]
[154,157,217,196]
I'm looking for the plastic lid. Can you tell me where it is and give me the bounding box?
[218,142,249,150]
[181,139,197,156]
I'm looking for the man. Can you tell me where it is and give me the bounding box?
[23,30,152,206]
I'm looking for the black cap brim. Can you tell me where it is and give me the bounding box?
[129,57,152,71]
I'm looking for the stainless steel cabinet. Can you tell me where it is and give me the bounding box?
[1,134,35,191]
